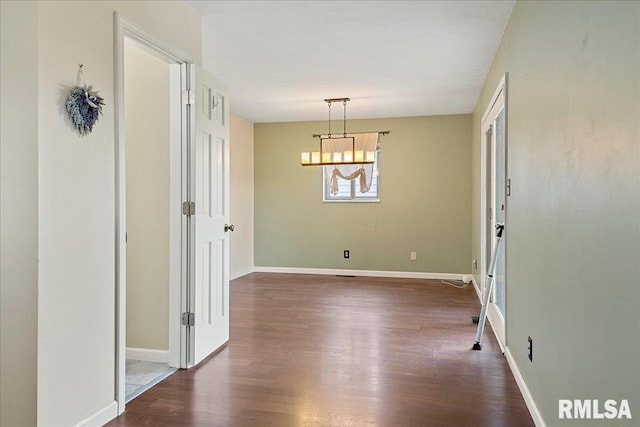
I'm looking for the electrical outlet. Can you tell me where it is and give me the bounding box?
[528,336,533,362]
[472,259,478,271]
[410,251,417,261]
[343,250,350,259]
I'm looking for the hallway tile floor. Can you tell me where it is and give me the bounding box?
[125,359,176,402]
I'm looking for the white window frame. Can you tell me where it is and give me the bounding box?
[322,150,380,203]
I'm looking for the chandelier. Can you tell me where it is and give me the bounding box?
[300,98,377,166]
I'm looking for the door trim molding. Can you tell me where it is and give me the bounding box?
[481,73,508,124]
[480,73,508,349]
[113,12,190,416]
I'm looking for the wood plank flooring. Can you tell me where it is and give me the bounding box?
[108,273,533,426]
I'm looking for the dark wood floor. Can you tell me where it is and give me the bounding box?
[108,273,533,426]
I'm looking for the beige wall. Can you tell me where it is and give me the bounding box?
[0,1,38,425]
[26,1,201,425]
[471,1,639,424]
[125,40,170,351]
[230,114,255,279]
[255,115,472,273]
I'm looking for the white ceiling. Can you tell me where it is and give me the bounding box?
[188,1,514,123]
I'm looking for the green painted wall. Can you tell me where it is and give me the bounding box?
[255,115,471,273]
[472,1,639,425]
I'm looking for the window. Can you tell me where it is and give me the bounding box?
[323,151,380,202]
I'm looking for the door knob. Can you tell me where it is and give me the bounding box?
[224,224,235,232]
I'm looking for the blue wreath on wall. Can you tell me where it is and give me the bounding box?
[65,65,105,136]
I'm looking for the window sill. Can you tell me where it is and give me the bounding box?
[322,198,381,203]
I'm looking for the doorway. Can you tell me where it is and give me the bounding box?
[115,13,190,413]
[115,12,232,415]
[480,74,508,350]
[123,38,178,402]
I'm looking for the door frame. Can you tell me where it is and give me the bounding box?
[114,12,191,414]
[480,73,508,351]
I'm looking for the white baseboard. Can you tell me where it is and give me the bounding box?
[126,347,169,363]
[505,348,546,427]
[254,266,468,281]
[74,401,118,427]
[471,275,482,299]
[230,267,254,281]
[470,275,542,425]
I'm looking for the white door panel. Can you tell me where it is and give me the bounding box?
[189,64,229,366]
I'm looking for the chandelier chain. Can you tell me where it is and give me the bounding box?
[328,101,332,138]
[343,100,347,137]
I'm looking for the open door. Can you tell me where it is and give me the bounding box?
[480,74,507,350]
[186,64,230,366]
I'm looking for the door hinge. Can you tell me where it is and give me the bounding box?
[183,90,194,105]
[182,201,195,216]
[181,312,195,327]
[506,178,511,196]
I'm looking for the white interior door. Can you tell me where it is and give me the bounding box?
[481,75,507,349]
[491,108,506,318]
[486,105,506,346]
[188,64,230,366]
